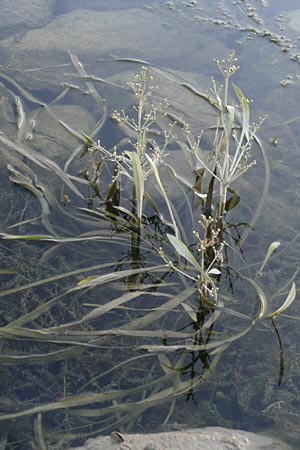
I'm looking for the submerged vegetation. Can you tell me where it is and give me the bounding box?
[0,50,298,448]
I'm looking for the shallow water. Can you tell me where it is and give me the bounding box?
[0,0,300,449]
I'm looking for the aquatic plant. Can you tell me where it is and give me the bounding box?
[79,65,175,230]
[0,51,297,448]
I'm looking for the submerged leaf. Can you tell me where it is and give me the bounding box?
[181,302,198,322]
[73,265,166,291]
[0,269,16,275]
[244,277,268,320]
[0,134,84,198]
[77,276,98,286]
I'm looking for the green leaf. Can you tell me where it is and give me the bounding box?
[143,191,160,215]
[244,277,268,320]
[105,176,120,203]
[256,241,281,277]
[77,276,98,286]
[232,83,250,127]
[268,283,296,318]
[145,154,178,236]
[81,132,95,145]
[113,205,138,223]
[0,134,84,198]
[131,152,144,226]
[225,187,240,212]
[0,269,16,275]
[221,104,235,139]
[167,234,203,273]
[181,302,198,322]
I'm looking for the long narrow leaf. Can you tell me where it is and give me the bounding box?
[232,83,250,139]
[73,265,166,291]
[256,241,281,277]
[268,283,296,319]
[131,152,144,226]
[145,154,179,237]
[244,277,268,320]
[167,233,203,274]
[0,134,84,198]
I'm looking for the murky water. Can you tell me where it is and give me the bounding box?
[0,1,300,449]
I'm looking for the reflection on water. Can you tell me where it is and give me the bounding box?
[0,0,299,449]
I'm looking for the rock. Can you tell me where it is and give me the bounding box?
[56,0,143,14]
[286,10,300,32]
[0,0,55,33]
[0,8,227,69]
[68,427,292,450]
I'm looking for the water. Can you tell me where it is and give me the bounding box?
[0,0,300,448]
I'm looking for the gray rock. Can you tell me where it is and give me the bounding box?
[68,426,292,450]
[0,0,55,32]
[286,10,300,32]
[0,8,227,69]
